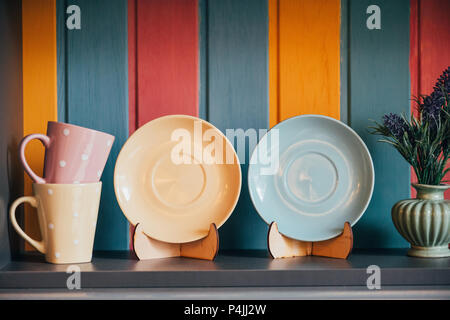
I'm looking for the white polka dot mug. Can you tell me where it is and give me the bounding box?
[19,121,115,184]
[9,182,102,264]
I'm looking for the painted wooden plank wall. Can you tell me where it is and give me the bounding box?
[0,0,23,263]
[410,0,450,199]
[57,0,129,250]
[22,0,58,250]
[347,0,410,248]
[201,0,269,249]
[18,0,433,252]
[269,0,341,128]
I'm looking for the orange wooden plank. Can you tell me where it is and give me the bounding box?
[22,0,57,250]
[269,0,341,127]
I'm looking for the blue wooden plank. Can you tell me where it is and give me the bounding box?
[58,0,129,250]
[202,0,269,249]
[57,0,67,122]
[348,0,410,248]
[199,0,208,120]
[340,0,349,124]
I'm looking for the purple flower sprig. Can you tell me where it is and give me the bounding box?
[382,113,409,141]
[420,94,442,125]
[419,67,450,126]
[435,66,450,94]
[369,67,450,186]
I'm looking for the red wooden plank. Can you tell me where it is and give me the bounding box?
[410,0,419,115]
[410,0,450,199]
[410,0,419,198]
[128,0,199,248]
[136,0,199,125]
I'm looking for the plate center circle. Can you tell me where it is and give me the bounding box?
[285,152,337,204]
[151,154,206,208]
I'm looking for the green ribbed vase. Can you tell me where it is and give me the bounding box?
[392,184,450,258]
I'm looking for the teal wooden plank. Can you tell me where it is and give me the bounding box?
[57,0,67,122]
[199,0,208,120]
[201,0,269,249]
[340,0,349,124]
[58,0,129,250]
[348,0,410,248]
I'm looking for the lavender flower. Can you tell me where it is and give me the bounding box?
[369,68,449,186]
[420,94,441,125]
[434,67,450,94]
[382,113,408,140]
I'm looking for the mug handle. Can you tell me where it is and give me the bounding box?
[19,134,50,184]
[9,196,46,254]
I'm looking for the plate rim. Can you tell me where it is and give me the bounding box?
[114,114,242,243]
[247,114,375,242]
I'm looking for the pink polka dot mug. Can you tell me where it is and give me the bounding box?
[20,121,115,184]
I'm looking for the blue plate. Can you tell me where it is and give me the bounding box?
[248,115,374,241]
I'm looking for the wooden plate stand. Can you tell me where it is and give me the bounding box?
[132,223,219,261]
[267,221,353,259]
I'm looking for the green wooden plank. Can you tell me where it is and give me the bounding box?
[58,0,129,250]
[348,0,410,248]
[201,0,269,249]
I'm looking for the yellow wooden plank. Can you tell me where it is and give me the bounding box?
[22,0,57,250]
[269,0,341,127]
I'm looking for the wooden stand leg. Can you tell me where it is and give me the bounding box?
[312,222,353,259]
[267,221,353,259]
[181,223,219,261]
[133,223,180,260]
[267,222,312,258]
[133,223,219,261]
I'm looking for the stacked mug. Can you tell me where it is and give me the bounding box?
[10,122,114,264]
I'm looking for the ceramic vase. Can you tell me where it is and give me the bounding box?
[391,184,449,258]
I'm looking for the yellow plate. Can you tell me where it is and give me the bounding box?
[114,115,241,243]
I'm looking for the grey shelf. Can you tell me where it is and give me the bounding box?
[0,249,449,293]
